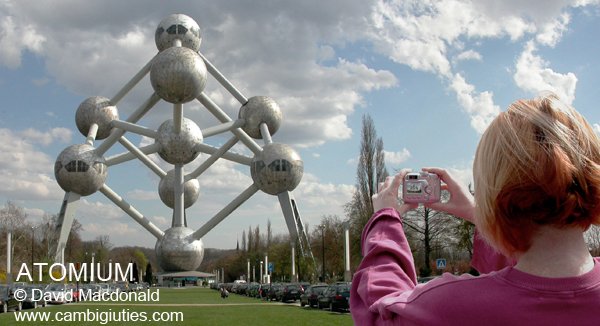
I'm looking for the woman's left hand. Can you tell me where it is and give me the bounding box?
[372,169,418,216]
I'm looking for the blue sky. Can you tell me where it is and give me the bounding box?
[1,0,600,250]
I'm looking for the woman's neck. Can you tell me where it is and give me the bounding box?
[514,225,594,277]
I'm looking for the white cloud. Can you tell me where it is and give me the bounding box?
[365,0,582,134]
[593,123,600,136]
[84,222,139,241]
[0,15,45,68]
[536,13,570,46]
[450,74,501,133]
[472,0,573,23]
[294,173,355,224]
[19,128,72,146]
[79,199,126,220]
[384,149,411,166]
[126,189,158,201]
[514,41,578,104]
[0,128,65,200]
[454,50,482,62]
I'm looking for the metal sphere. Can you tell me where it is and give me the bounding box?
[155,13,202,52]
[150,46,207,104]
[155,118,203,164]
[239,96,282,139]
[75,96,119,140]
[54,144,107,196]
[251,143,303,195]
[158,170,200,209]
[155,227,204,272]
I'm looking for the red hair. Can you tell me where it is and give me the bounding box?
[473,93,600,257]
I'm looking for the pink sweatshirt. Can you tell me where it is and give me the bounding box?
[350,208,600,325]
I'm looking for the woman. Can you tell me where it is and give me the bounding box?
[350,93,600,325]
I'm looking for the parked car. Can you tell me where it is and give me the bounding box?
[247,283,260,297]
[267,283,281,301]
[275,283,301,302]
[317,283,351,312]
[259,284,270,300]
[45,283,72,304]
[14,285,46,309]
[0,285,21,312]
[300,284,328,308]
[299,282,311,294]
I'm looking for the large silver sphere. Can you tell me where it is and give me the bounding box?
[155,14,202,52]
[251,143,303,195]
[155,227,204,271]
[54,144,107,196]
[239,96,282,139]
[75,96,119,140]
[150,46,207,104]
[155,118,203,164]
[158,170,200,208]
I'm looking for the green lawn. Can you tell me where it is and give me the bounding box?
[0,287,354,325]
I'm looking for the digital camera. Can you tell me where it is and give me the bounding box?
[402,172,441,204]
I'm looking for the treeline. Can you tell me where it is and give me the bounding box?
[199,215,350,283]
[0,201,153,283]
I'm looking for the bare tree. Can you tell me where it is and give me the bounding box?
[345,114,388,268]
[403,192,460,276]
[0,201,29,274]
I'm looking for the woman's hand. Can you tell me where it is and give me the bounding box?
[422,167,476,223]
[372,169,418,216]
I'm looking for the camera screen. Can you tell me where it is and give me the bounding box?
[405,182,422,194]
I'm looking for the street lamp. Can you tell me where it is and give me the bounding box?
[260,261,263,284]
[320,224,325,282]
[92,252,96,282]
[31,226,35,272]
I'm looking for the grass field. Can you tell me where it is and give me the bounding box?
[0,287,354,325]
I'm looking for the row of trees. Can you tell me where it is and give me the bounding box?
[0,201,153,284]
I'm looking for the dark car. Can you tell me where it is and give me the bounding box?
[246,283,260,297]
[267,283,281,301]
[299,282,311,294]
[0,285,22,312]
[317,283,351,312]
[275,283,301,302]
[300,284,328,308]
[259,284,271,300]
[15,285,47,309]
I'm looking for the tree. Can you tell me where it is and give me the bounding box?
[0,201,29,275]
[266,219,272,251]
[253,225,261,254]
[310,215,346,282]
[247,225,254,253]
[144,263,153,284]
[133,249,148,272]
[241,230,246,252]
[345,114,388,268]
[403,192,460,276]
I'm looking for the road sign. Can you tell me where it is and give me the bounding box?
[268,262,274,273]
[436,258,446,270]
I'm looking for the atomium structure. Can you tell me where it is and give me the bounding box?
[51,13,314,272]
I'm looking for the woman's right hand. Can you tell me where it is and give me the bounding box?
[422,167,476,223]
